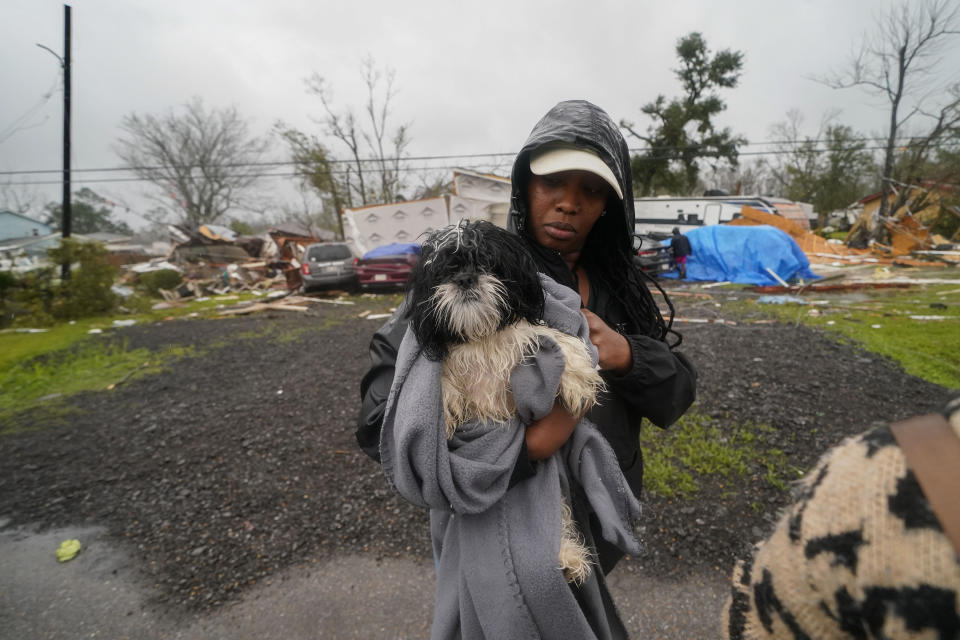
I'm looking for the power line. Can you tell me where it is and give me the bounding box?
[0,151,518,176]
[3,137,956,187]
[9,166,488,186]
[0,134,950,177]
[0,74,59,144]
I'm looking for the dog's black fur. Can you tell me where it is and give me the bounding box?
[406,220,545,361]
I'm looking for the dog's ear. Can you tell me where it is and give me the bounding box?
[405,237,451,361]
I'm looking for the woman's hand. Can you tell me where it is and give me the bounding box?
[525,401,579,460]
[581,308,632,374]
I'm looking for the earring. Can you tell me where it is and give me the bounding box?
[601,210,607,217]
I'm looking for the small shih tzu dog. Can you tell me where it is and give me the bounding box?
[406,219,604,584]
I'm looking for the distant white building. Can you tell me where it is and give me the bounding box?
[450,170,512,228]
[343,196,448,256]
[342,169,513,256]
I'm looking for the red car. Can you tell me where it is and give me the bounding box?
[355,243,421,291]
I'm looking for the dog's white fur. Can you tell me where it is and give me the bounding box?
[440,317,605,585]
[441,320,603,438]
[429,274,507,345]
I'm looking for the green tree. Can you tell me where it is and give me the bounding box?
[274,127,347,238]
[228,219,256,236]
[764,112,876,225]
[621,32,747,196]
[4,239,119,327]
[44,188,133,235]
[115,98,271,228]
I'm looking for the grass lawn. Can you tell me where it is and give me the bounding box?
[0,292,314,429]
[723,277,960,390]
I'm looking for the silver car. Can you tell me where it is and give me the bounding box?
[300,243,358,292]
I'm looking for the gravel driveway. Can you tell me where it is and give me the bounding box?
[1,287,954,638]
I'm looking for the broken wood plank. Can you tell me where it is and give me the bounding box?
[307,298,356,305]
[764,267,791,288]
[752,282,912,294]
[673,318,738,325]
[262,303,309,312]
[217,302,310,316]
[654,291,715,299]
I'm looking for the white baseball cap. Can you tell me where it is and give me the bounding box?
[529,143,623,201]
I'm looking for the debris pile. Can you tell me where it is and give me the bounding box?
[216,293,354,316]
[120,225,331,305]
[728,206,957,268]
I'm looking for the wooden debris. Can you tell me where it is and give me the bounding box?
[764,267,791,288]
[752,282,912,294]
[654,291,715,299]
[217,302,310,316]
[673,318,738,325]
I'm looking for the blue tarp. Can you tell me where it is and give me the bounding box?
[660,225,820,285]
[361,242,421,259]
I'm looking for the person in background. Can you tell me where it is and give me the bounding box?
[671,227,692,279]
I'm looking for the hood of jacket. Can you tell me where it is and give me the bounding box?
[507,100,635,259]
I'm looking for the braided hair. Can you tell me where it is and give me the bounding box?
[579,208,679,346]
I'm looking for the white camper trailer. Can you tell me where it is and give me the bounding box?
[634,195,809,236]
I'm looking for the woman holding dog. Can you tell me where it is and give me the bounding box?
[502,99,697,571]
[357,100,697,637]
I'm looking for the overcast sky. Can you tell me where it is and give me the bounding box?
[2,0,958,228]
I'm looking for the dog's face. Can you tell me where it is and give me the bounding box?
[407,220,544,360]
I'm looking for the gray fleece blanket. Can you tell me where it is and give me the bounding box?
[380,274,642,640]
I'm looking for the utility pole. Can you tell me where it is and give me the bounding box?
[37,5,71,279]
[62,4,71,259]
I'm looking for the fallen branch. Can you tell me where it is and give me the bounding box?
[108,361,151,390]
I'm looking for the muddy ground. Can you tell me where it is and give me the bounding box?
[0,285,956,617]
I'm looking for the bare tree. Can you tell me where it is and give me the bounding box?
[699,160,774,198]
[0,178,40,217]
[821,0,960,244]
[115,97,271,228]
[302,57,410,207]
[410,172,451,200]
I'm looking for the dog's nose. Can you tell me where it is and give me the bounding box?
[452,272,478,289]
